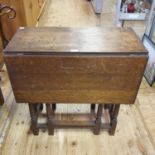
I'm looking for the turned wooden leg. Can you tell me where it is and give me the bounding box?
[52,103,56,111]
[46,104,54,135]
[93,104,104,135]
[36,103,43,112]
[109,104,120,135]
[104,104,114,111]
[109,104,114,113]
[104,104,109,110]
[28,104,39,135]
[91,104,96,113]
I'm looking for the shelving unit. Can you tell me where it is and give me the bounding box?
[143,0,155,85]
[116,0,152,27]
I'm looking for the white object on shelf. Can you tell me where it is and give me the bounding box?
[119,12,146,20]
[91,0,103,14]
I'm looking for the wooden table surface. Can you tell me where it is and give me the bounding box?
[4,27,148,104]
[4,27,147,54]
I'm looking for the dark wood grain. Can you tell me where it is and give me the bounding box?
[28,104,39,135]
[109,104,120,135]
[46,104,54,135]
[5,55,147,104]
[4,27,147,54]
[4,27,148,104]
[28,103,111,135]
[93,104,104,135]
[4,27,148,135]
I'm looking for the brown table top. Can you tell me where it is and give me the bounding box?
[4,27,147,55]
[4,27,148,104]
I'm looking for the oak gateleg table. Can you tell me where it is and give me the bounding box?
[4,27,148,135]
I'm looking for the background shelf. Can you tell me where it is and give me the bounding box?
[119,12,146,20]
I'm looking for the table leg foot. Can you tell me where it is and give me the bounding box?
[28,104,39,135]
[109,104,120,135]
[93,104,103,135]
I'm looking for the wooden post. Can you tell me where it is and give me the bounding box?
[28,104,39,135]
[93,104,104,135]
[91,104,96,113]
[109,104,120,135]
[0,88,4,105]
[104,104,109,110]
[46,104,54,135]
[52,103,56,111]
